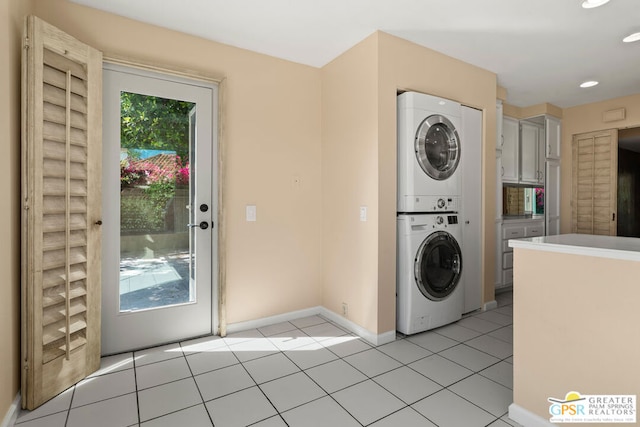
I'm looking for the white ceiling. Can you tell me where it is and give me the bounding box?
[70,0,640,108]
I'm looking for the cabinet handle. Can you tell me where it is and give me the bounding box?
[548,144,551,156]
[501,166,504,176]
[501,135,505,147]
[612,213,616,221]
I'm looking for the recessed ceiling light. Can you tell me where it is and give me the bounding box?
[623,32,640,43]
[581,0,610,8]
[580,81,599,88]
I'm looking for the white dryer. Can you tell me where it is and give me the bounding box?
[397,92,462,213]
[397,213,464,335]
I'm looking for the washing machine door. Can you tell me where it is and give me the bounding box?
[414,231,462,301]
[415,115,461,180]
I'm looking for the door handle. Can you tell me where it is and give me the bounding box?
[188,221,209,230]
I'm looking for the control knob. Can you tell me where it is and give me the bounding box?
[437,198,446,209]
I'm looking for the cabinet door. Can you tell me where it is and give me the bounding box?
[461,106,482,313]
[537,127,545,185]
[546,159,561,235]
[502,117,519,183]
[520,121,539,184]
[545,116,561,159]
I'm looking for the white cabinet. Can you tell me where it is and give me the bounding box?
[545,116,562,160]
[520,122,539,184]
[501,117,519,183]
[520,121,545,186]
[504,116,551,186]
[461,106,482,313]
[545,159,561,235]
[495,102,503,290]
[499,219,544,289]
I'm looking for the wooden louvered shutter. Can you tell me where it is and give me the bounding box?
[571,129,618,235]
[21,16,102,410]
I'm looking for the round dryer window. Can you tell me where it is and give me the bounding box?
[415,114,461,180]
[414,231,462,301]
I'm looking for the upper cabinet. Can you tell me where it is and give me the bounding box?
[520,121,544,186]
[545,116,562,160]
[501,117,519,183]
[502,115,559,185]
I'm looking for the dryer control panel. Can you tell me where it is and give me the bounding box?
[409,196,460,213]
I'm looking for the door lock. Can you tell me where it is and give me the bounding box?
[188,221,209,230]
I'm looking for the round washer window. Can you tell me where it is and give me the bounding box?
[415,114,460,180]
[414,231,462,301]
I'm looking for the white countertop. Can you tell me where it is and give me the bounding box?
[509,233,640,261]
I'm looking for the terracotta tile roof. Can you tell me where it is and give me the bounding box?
[130,153,178,171]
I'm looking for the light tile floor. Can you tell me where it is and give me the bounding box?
[15,291,522,427]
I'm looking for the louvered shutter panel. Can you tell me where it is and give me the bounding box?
[571,129,617,236]
[21,16,102,410]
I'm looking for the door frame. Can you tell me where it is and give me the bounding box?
[102,58,225,350]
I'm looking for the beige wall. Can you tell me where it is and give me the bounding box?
[513,248,640,423]
[321,32,498,336]
[321,34,380,332]
[560,94,640,233]
[31,0,324,324]
[503,102,562,119]
[1,0,33,417]
[378,33,498,310]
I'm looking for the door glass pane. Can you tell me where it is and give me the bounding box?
[118,92,196,312]
[416,234,460,300]
[425,124,454,172]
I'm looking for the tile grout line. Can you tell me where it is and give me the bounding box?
[58,301,515,427]
[177,341,216,426]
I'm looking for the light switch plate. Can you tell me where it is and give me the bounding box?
[246,205,257,222]
[360,206,367,222]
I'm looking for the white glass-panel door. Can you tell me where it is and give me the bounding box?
[102,64,218,354]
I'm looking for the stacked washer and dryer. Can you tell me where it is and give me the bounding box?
[396,92,466,335]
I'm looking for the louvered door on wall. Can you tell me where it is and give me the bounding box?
[21,16,102,410]
[571,129,618,235]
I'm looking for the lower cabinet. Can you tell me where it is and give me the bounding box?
[499,219,544,289]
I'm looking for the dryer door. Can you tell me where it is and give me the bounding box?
[415,115,461,180]
[414,231,462,301]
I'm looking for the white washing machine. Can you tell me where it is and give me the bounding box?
[397,213,464,335]
[397,91,462,213]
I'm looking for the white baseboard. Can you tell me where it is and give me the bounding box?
[483,300,498,311]
[509,403,554,427]
[225,306,396,346]
[319,307,396,346]
[1,393,20,427]
[226,306,322,335]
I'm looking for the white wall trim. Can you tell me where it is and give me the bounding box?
[509,403,554,427]
[225,306,396,346]
[483,300,498,311]
[1,393,21,427]
[319,308,396,346]
[226,306,323,335]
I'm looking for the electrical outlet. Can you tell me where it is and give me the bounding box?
[342,303,348,317]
